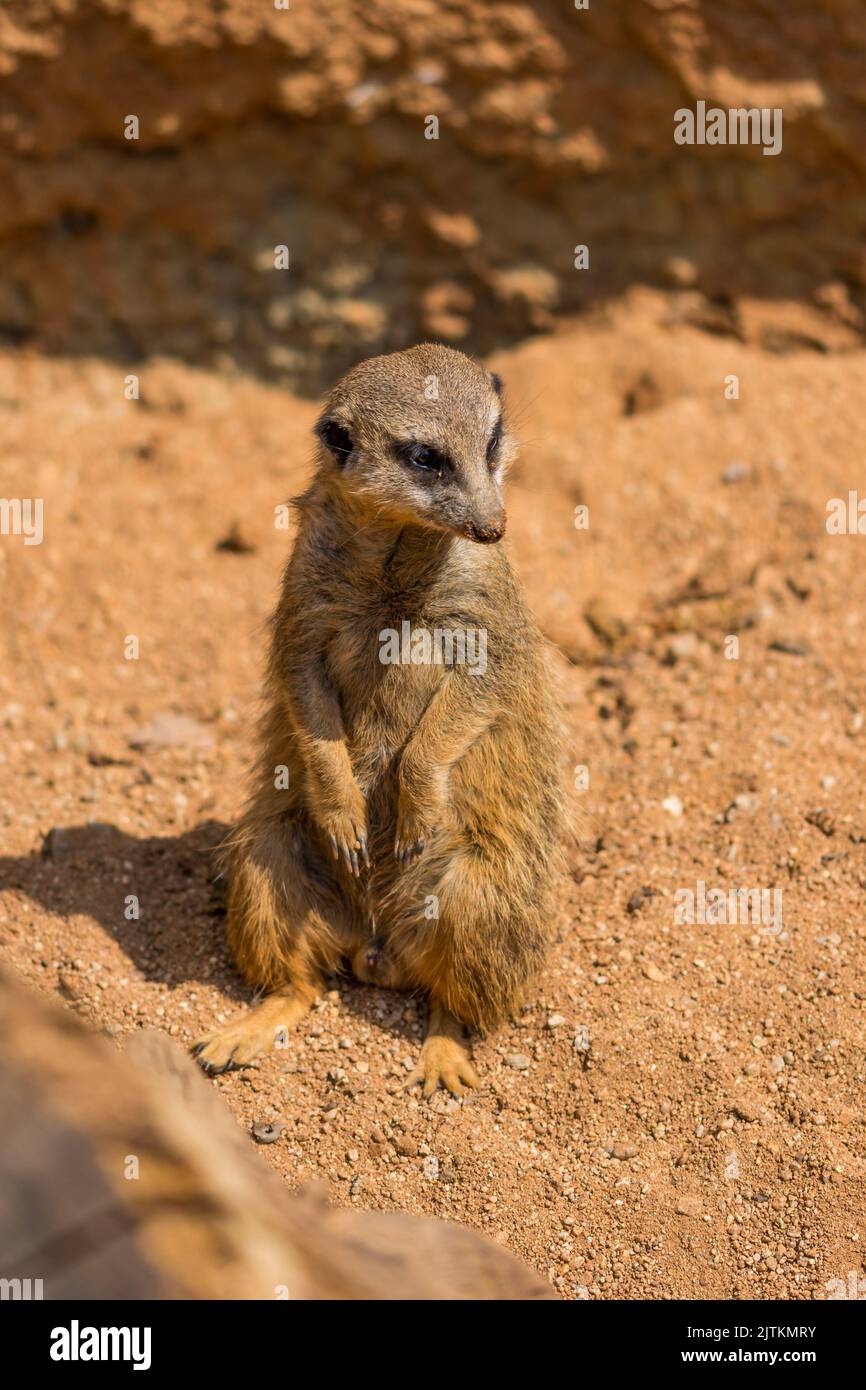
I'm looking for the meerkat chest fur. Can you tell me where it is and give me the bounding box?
[300,520,500,789]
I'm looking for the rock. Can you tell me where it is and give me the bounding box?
[722,461,751,484]
[87,750,132,768]
[128,713,215,751]
[504,1053,531,1071]
[611,1142,637,1160]
[424,209,481,248]
[334,298,387,342]
[584,596,629,647]
[730,1101,761,1123]
[768,639,811,657]
[806,807,835,836]
[623,370,662,416]
[57,971,87,1004]
[489,264,559,311]
[719,793,758,823]
[423,1155,440,1180]
[642,962,666,983]
[546,1014,567,1029]
[663,632,699,664]
[662,256,698,288]
[627,886,653,914]
[216,521,256,554]
[662,795,684,817]
[675,1196,703,1218]
[421,281,473,339]
[251,1121,286,1144]
[1,1,864,398]
[42,823,125,861]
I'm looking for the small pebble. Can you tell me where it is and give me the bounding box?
[676,1196,703,1217]
[251,1121,286,1144]
[642,962,666,983]
[722,462,751,484]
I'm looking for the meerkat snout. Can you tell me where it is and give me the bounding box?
[464,516,505,544]
[313,344,515,541]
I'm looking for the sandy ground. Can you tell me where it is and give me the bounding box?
[1,288,864,1300]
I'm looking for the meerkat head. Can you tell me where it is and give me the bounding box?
[314,343,515,543]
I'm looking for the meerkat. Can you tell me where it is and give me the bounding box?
[193,343,565,1096]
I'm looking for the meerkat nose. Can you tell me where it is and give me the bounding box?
[465,517,506,544]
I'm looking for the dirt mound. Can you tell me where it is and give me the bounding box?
[2,0,865,389]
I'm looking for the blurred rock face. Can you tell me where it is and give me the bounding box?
[1,0,864,390]
[0,971,555,1300]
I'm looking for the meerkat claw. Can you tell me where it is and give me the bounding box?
[405,1039,479,1099]
[191,1040,243,1076]
[394,835,425,864]
[329,832,366,877]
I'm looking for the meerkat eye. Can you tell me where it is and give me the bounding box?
[486,417,503,467]
[317,418,354,462]
[397,442,448,475]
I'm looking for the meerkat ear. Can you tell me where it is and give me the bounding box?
[490,372,503,397]
[316,416,354,464]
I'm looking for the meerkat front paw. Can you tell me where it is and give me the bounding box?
[394,812,430,863]
[310,786,369,877]
[307,769,369,877]
[394,791,441,863]
[405,1035,479,1098]
[320,808,370,877]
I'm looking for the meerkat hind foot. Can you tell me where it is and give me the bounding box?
[406,1006,479,1098]
[406,1035,479,1098]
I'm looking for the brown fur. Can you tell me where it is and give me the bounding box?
[193,344,565,1096]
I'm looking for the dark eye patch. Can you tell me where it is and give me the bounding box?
[395,441,452,476]
[486,416,503,466]
[317,418,354,462]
